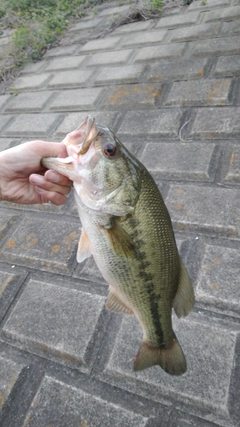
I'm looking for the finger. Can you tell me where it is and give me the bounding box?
[29,174,72,196]
[44,170,73,187]
[34,187,68,206]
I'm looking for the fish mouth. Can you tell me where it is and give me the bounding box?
[63,115,99,156]
[78,115,99,155]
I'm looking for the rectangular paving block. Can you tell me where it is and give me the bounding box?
[188,0,230,9]
[0,115,13,133]
[3,113,62,138]
[203,5,240,22]
[23,376,149,427]
[4,91,54,113]
[121,30,166,47]
[196,243,240,316]
[2,279,106,368]
[44,44,78,58]
[0,94,11,111]
[134,43,186,62]
[155,11,200,28]
[190,107,240,139]
[69,16,104,31]
[49,87,104,112]
[103,314,238,425]
[1,217,79,273]
[79,36,122,52]
[12,73,52,90]
[165,184,240,238]
[47,69,94,89]
[55,111,119,138]
[103,84,162,109]
[45,55,87,71]
[86,49,133,67]
[113,20,152,34]
[189,35,240,57]
[0,138,15,151]
[147,57,208,81]
[213,54,240,76]
[0,268,26,323]
[140,142,217,182]
[117,109,183,138]
[93,64,145,85]
[224,145,240,183]
[169,22,221,42]
[165,78,232,106]
[0,356,24,409]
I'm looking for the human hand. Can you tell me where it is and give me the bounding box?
[0,140,72,205]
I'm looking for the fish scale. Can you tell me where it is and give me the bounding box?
[42,115,195,376]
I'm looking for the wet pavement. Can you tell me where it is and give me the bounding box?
[0,1,240,426]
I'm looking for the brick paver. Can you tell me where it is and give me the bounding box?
[1,1,240,426]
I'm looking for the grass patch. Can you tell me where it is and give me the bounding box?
[0,0,166,90]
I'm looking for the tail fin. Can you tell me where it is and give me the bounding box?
[133,337,186,375]
[173,260,195,318]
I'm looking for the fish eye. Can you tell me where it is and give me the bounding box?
[103,143,117,157]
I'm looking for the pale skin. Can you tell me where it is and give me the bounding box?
[0,140,72,205]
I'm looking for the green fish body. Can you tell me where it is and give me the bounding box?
[42,115,195,375]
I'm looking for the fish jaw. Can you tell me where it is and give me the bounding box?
[41,156,80,181]
[63,115,98,156]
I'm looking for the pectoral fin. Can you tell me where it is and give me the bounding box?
[77,228,92,263]
[103,219,136,258]
[173,260,195,318]
[106,290,133,315]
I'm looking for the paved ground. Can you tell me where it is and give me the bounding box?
[0,0,240,426]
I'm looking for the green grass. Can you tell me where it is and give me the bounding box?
[0,0,164,87]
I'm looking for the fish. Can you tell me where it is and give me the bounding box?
[42,115,194,375]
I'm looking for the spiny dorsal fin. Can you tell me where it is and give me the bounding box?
[77,228,92,263]
[173,260,195,318]
[103,219,136,258]
[106,290,133,315]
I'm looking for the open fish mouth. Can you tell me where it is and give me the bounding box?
[63,115,100,156]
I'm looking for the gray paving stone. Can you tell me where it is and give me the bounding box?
[0,94,11,111]
[93,64,145,85]
[0,356,24,409]
[104,314,238,423]
[189,35,240,57]
[140,142,217,181]
[4,91,54,113]
[118,109,183,138]
[165,78,232,106]
[103,83,162,109]
[113,20,152,34]
[44,44,79,58]
[79,36,122,52]
[121,30,166,47]
[196,244,240,316]
[0,115,13,132]
[2,279,106,367]
[165,184,240,238]
[147,57,208,81]
[3,113,62,137]
[86,49,133,67]
[155,11,200,28]
[169,22,221,42]
[134,43,186,62]
[48,69,94,89]
[188,0,231,9]
[49,87,104,112]
[20,61,47,74]
[190,107,240,139]
[55,111,119,138]
[224,144,240,183]
[0,138,14,150]
[69,16,104,31]
[12,73,52,90]
[221,20,240,36]
[23,376,149,427]
[0,268,27,323]
[45,55,87,71]
[97,4,131,16]
[0,211,18,241]
[213,54,240,76]
[203,5,240,22]
[1,217,79,273]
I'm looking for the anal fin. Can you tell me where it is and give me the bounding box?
[106,291,133,315]
[173,260,195,318]
[77,228,92,263]
[134,336,186,375]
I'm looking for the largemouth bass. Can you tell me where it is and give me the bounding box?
[42,115,194,375]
